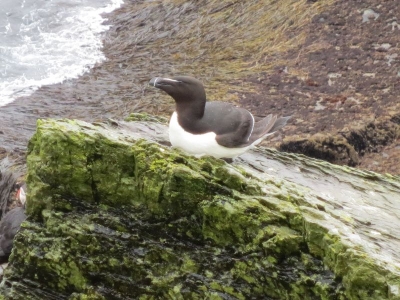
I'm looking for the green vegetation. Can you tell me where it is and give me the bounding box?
[1,118,398,299]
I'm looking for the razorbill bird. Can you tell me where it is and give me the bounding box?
[149,76,290,158]
[0,182,27,263]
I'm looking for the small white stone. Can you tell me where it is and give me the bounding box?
[314,99,326,111]
[362,9,379,23]
[386,53,398,66]
[363,73,376,78]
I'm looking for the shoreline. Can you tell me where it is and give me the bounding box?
[0,2,149,152]
[0,0,399,175]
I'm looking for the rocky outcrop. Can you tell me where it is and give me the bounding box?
[280,116,400,168]
[0,116,399,299]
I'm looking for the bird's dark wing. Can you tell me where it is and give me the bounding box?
[181,101,290,148]
[200,102,254,147]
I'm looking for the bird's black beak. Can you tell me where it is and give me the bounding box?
[149,77,159,87]
[149,77,181,88]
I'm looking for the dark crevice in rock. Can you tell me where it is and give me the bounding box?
[87,164,100,205]
[391,114,400,125]
[279,134,359,166]
[344,121,400,155]
[280,117,400,168]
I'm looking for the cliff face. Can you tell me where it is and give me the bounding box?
[0,117,399,299]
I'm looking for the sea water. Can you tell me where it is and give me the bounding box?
[0,0,123,106]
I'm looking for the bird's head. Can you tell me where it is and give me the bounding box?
[149,76,206,104]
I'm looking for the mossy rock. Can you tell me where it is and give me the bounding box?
[0,118,399,299]
[124,113,168,124]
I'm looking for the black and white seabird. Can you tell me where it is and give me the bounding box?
[0,182,27,263]
[149,76,290,158]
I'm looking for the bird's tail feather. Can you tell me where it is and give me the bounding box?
[251,114,276,137]
[245,115,290,146]
[269,116,291,133]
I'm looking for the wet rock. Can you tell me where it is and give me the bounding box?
[0,116,399,299]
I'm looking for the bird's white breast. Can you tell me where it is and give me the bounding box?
[169,112,251,158]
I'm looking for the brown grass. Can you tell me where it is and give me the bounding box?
[105,0,335,114]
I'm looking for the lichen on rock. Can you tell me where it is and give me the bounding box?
[0,118,399,299]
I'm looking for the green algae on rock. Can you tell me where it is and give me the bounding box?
[0,118,399,299]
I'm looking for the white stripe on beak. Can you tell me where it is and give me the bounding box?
[160,78,180,83]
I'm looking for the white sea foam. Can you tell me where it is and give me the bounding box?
[0,0,123,107]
